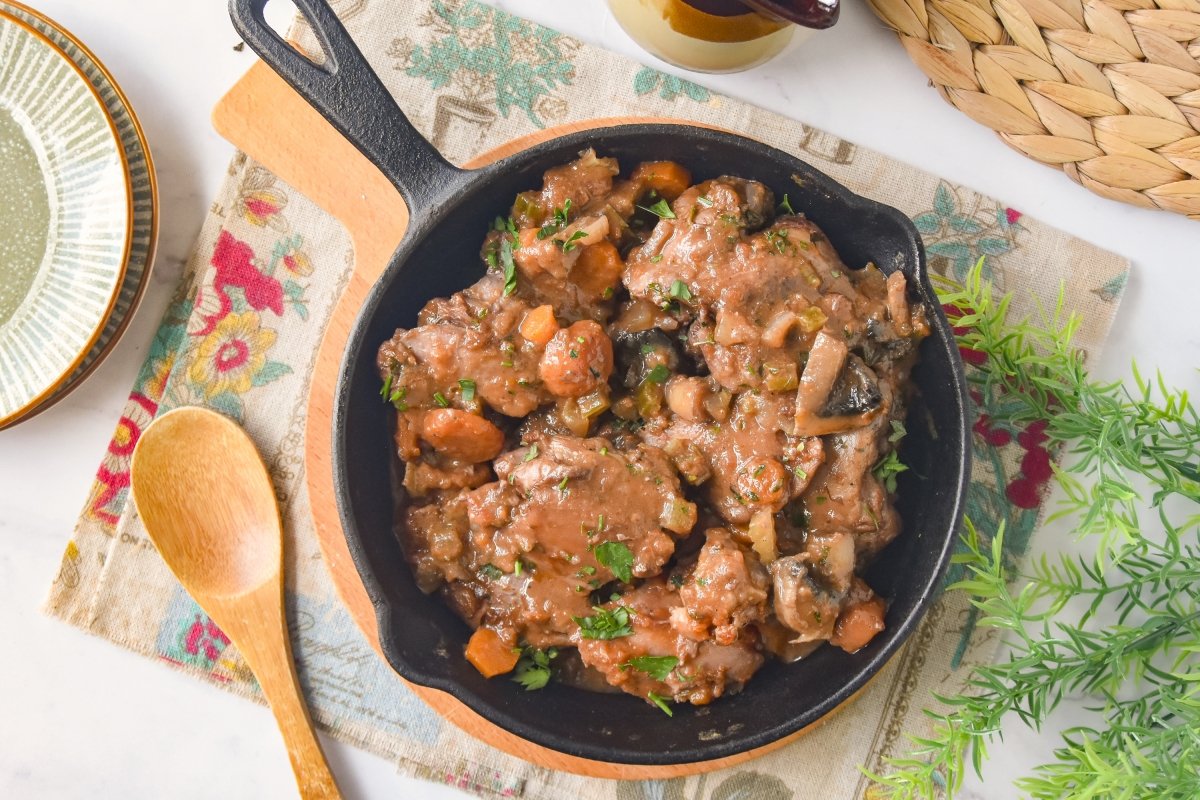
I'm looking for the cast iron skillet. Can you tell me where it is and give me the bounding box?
[231,0,970,766]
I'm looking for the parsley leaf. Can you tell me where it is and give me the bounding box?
[458,378,476,403]
[696,195,714,208]
[623,655,679,681]
[433,392,450,408]
[595,541,634,583]
[512,646,558,691]
[389,386,408,411]
[889,420,907,443]
[380,374,393,402]
[524,443,539,462]
[872,450,908,493]
[501,238,518,296]
[479,564,503,580]
[669,280,693,302]
[537,199,572,239]
[639,198,676,219]
[779,193,795,215]
[573,606,633,640]
[647,691,674,717]
[645,364,671,384]
[560,229,588,253]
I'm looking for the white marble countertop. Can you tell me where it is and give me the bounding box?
[1,1,1196,798]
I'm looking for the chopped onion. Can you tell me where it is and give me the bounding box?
[702,389,733,422]
[748,509,778,563]
[763,361,798,393]
[665,376,708,420]
[558,399,590,436]
[762,311,798,348]
[714,309,757,346]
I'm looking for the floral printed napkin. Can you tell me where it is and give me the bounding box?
[45,1,1131,798]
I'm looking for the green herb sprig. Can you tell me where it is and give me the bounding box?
[868,261,1200,800]
[574,605,634,640]
[513,646,558,691]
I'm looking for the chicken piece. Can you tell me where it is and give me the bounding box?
[420,437,696,649]
[377,272,545,418]
[675,529,770,646]
[639,391,825,525]
[576,579,764,707]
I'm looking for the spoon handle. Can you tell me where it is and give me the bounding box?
[236,586,343,800]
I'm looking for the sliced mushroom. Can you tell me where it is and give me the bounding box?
[821,356,882,417]
[794,333,883,437]
[769,555,842,642]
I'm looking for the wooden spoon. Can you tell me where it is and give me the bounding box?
[131,406,342,799]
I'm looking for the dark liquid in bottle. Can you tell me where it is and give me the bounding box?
[680,0,757,16]
[683,0,839,28]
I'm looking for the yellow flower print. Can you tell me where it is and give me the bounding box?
[281,246,313,277]
[188,312,276,398]
[235,166,289,230]
[143,351,176,401]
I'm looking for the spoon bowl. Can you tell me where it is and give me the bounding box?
[132,407,279,597]
[131,406,341,799]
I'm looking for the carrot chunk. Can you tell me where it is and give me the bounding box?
[465,627,519,678]
[569,240,623,298]
[420,409,504,463]
[633,161,692,201]
[519,304,560,346]
[830,597,887,654]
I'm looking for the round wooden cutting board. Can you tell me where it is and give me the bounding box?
[212,61,860,779]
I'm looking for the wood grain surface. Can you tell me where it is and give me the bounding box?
[211,60,846,778]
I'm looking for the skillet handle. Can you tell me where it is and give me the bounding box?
[229,0,467,211]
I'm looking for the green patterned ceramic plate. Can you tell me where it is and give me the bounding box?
[0,10,132,425]
[0,1,157,428]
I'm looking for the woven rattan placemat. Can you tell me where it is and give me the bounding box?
[870,0,1200,219]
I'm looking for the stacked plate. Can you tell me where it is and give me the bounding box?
[0,1,157,429]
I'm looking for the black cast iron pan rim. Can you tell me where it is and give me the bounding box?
[231,0,971,766]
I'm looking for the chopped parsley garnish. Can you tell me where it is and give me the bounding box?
[490,216,519,296]
[622,655,679,681]
[433,392,450,408]
[599,446,609,456]
[647,691,674,717]
[765,228,792,255]
[779,193,795,215]
[649,254,663,263]
[380,374,393,402]
[513,646,558,691]
[573,605,633,640]
[524,443,539,462]
[576,565,597,578]
[537,199,572,239]
[559,229,588,253]
[390,385,408,411]
[557,476,570,493]
[872,450,908,493]
[644,364,671,384]
[639,198,676,219]
[889,420,907,443]
[696,195,714,207]
[753,463,767,478]
[668,279,693,302]
[479,564,504,580]
[594,541,634,583]
[458,378,476,403]
[514,558,525,576]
